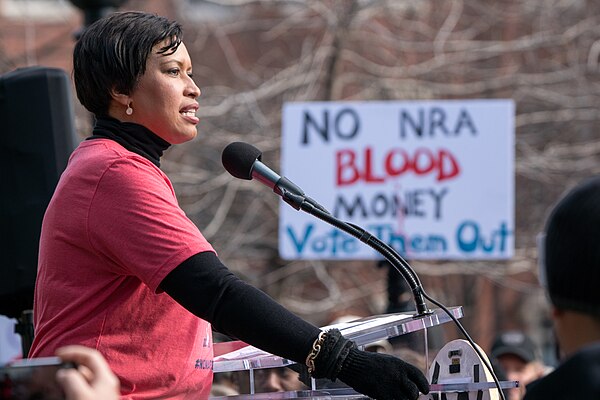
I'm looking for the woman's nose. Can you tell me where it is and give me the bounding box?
[186,76,201,98]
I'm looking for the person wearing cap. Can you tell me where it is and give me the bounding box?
[523,177,600,399]
[491,331,546,400]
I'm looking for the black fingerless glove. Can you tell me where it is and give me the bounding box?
[312,329,430,400]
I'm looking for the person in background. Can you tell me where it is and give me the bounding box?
[523,177,600,399]
[490,331,547,400]
[210,371,240,397]
[253,367,308,394]
[55,346,120,400]
[29,11,429,400]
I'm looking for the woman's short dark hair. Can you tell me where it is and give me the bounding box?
[73,11,183,116]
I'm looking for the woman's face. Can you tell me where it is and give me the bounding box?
[127,41,201,144]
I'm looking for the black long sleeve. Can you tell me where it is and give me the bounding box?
[159,251,320,364]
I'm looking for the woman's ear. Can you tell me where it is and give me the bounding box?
[110,87,131,107]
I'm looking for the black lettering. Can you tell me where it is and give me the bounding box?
[429,107,449,136]
[455,108,477,135]
[333,194,368,218]
[302,109,329,144]
[400,109,424,138]
[334,108,360,139]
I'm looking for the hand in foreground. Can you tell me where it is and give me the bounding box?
[338,347,430,400]
[55,345,120,400]
[312,329,430,400]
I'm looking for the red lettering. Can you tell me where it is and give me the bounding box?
[437,149,460,181]
[335,147,461,186]
[412,148,436,175]
[336,149,359,186]
[385,149,410,177]
[364,147,385,183]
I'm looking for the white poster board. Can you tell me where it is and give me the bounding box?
[279,100,514,260]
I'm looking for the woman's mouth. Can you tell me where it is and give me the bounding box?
[180,105,199,124]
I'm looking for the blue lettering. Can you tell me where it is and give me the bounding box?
[368,224,447,256]
[286,223,453,257]
[312,231,329,253]
[456,220,512,254]
[286,223,314,253]
[387,230,407,256]
[456,221,479,252]
[285,224,358,256]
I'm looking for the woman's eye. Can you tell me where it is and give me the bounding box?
[167,68,180,76]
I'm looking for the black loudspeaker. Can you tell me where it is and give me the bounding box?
[0,66,77,318]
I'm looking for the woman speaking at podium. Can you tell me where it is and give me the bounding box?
[28,11,429,400]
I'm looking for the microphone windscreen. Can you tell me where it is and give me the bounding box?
[222,142,262,180]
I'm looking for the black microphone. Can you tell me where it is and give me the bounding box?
[221,142,327,212]
[221,141,431,316]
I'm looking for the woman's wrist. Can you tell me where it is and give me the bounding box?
[308,329,356,380]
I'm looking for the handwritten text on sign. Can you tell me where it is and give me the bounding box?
[279,100,515,260]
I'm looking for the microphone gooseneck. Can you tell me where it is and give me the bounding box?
[299,201,430,317]
[221,141,430,316]
[221,141,505,400]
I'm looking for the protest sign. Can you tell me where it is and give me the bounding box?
[280,100,514,260]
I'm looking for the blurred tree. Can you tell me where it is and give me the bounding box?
[1,0,599,358]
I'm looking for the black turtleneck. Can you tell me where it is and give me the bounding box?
[87,116,320,364]
[88,116,170,167]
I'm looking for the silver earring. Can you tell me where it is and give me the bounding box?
[126,104,133,115]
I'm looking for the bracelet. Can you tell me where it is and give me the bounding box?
[305,331,327,374]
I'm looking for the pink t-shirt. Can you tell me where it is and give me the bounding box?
[30,139,215,399]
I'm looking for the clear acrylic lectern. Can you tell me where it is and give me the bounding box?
[209,306,516,399]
